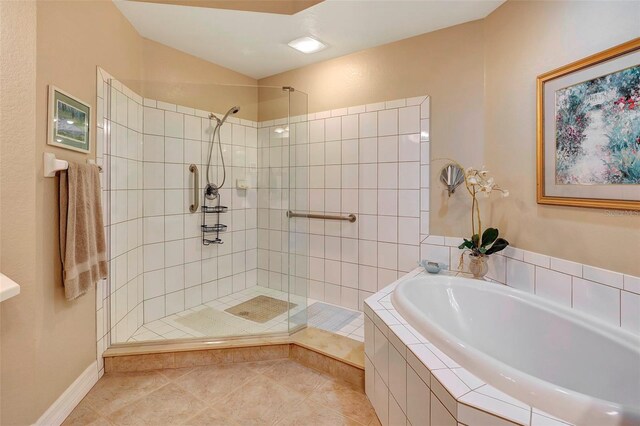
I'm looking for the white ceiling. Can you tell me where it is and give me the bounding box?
[115,0,504,79]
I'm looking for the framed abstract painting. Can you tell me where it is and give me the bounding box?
[537,38,640,211]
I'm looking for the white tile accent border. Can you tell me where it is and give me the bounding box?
[364,269,573,426]
[420,236,640,333]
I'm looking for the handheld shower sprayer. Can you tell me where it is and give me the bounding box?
[205,106,240,200]
[210,106,240,125]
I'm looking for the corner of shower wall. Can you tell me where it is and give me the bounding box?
[97,67,145,354]
[138,97,261,330]
[99,71,276,347]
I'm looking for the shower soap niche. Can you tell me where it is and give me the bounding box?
[236,179,248,190]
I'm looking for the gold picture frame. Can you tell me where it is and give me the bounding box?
[536,38,640,211]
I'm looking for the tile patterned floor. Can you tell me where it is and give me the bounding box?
[127,286,364,343]
[63,358,379,426]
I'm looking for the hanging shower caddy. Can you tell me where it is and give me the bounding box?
[201,196,227,245]
[189,163,227,245]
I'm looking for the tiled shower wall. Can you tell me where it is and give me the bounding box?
[96,68,145,354]
[257,97,431,311]
[96,69,430,356]
[97,68,261,345]
[139,98,259,325]
[255,116,312,301]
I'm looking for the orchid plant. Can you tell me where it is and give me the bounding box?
[458,167,510,258]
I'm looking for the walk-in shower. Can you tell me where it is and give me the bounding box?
[98,73,312,346]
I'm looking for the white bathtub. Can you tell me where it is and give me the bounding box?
[391,274,640,426]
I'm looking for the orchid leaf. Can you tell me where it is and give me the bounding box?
[458,239,474,250]
[471,234,480,248]
[486,238,509,255]
[481,228,499,248]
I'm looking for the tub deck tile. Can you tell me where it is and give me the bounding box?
[364,268,544,426]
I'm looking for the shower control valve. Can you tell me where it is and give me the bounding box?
[205,183,219,200]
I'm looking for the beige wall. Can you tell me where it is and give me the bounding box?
[259,20,486,243]
[2,0,258,424]
[29,2,143,424]
[483,0,640,276]
[141,38,259,120]
[0,2,39,424]
[259,1,640,276]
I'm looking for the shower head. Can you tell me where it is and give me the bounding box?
[205,105,240,198]
[209,106,240,125]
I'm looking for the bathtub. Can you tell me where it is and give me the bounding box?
[391,274,640,426]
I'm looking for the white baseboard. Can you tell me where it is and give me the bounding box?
[35,361,98,426]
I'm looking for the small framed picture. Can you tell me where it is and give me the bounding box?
[47,85,91,153]
[537,38,640,211]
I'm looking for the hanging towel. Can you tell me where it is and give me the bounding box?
[59,162,108,300]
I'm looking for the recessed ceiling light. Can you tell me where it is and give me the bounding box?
[288,36,326,54]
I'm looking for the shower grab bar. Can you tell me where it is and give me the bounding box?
[286,210,357,223]
[189,164,199,213]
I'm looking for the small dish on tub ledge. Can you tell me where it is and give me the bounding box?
[419,259,447,274]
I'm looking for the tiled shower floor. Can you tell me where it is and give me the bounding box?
[127,286,364,343]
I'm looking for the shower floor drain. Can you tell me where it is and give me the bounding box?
[225,295,296,323]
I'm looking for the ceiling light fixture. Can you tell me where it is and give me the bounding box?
[288,36,326,54]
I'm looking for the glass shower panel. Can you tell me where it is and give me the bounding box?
[287,89,310,333]
[255,87,307,335]
[103,78,307,345]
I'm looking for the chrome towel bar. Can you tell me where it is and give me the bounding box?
[286,210,356,223]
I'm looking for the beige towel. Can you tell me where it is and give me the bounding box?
[59,163,108,300]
